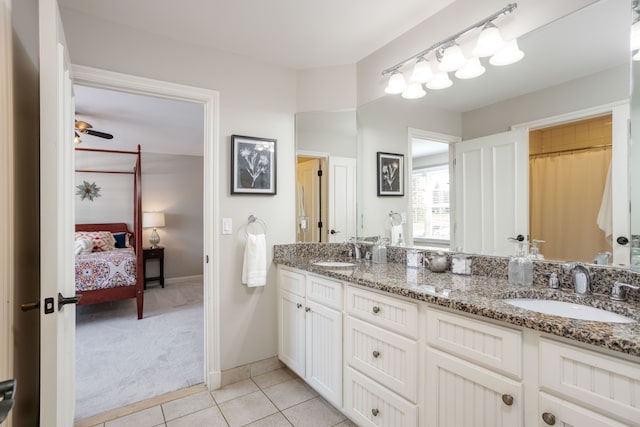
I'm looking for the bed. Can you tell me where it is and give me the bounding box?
[74,146,144,319]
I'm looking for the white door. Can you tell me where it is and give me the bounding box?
[39,0,77,424]
[305,300,342,407]
[328,157,356,242]
[454,129,528,256]
[277,290,306,378]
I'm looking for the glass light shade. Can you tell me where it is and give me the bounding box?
[426,71,453,90]
[384,71,407,94]
[455,57,486,79]
[489,39,524,66]
[410,58,433,83]
[632,21,640,51]
[401,82,426,99]
[143,212,165,228]
[472,23,505,57]
[438,45,466,72]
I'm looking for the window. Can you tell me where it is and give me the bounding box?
[412,164,450,243]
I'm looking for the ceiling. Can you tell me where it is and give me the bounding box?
[69,0,630,156]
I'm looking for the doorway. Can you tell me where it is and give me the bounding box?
[72,65,221,415]
[296,155,327,242]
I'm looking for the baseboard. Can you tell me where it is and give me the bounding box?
[165,274,203,285]
[219,356,285,388]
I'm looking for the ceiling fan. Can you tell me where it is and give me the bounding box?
[74,120,114,144]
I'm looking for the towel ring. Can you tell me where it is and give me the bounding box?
[389,211,402,227]
[246,215,267,236]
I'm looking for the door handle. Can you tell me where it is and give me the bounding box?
[329,229,340,235]
[58,292,81,311]
[0,379,16,423]
[20,301,40,312]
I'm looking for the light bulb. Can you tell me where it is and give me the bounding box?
[426,72,453,90]
[438,44,466,72]
[472,22,505,57]
[455,57,486,79]
[401,82,426,99]
[410,58,433,84]
[489,39,524,66]
[384,71,407,94]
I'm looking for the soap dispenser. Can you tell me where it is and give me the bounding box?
[508,238,533,285]
[372,237,387,264]
[528,240,545,260]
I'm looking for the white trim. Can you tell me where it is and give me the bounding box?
[511,100,629,131]
[407,128,460,248]
[72,65,222,389]
[0,0,14,410]
[164,275,204,285]
[296,150,330,159]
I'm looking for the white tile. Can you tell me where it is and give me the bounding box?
[281,397,345,427]
[162,390,214,421]
[105,406,165,427]
[165,406,228,427]
[211,378,259,404]
[244,412,292,427]
[252,368,296,390]
[218,390,278,427]
[220,365,251,387]
[262,379,317,410]
[250,357,285,377]
[332,420,358,427]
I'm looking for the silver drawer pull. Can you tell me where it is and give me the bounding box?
[371,408,379,417]
[372,350,380,358]
[501,394,513,406]
[305,307,311,312]
[372,306,380,314]
[541,412,556,425]
[296,303,302,309]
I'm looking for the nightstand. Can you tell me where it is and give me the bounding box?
[143,247,165,289]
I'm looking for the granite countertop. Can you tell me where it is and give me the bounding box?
[276,256,640,358]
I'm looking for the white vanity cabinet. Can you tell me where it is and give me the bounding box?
[343,286,419,427]
[277,266,343,408]
[424,308,524,427]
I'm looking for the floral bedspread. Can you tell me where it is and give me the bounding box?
[75,248,137,291]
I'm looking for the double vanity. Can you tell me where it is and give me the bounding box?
[274,243,640,427]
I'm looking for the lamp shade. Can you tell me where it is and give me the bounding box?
[384,71,407,94]
[410,58,433,84]
[401,83,426,99]
[438,44,466,72]
[426,71,453,90]
[143,212,165,228]
[455,57,486,79]
[472,22,505,57]
[489,39,524,66]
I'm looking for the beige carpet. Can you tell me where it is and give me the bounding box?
[75,279,204,420]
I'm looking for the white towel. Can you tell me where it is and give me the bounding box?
[75,238,93,255]
[391,224,403,245]
[242,233,267,287]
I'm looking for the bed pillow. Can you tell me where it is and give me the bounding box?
[112,232,132,249]
[74,238,93,255]
[74,231,116,252]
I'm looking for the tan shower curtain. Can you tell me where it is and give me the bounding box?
[529,148,612,263]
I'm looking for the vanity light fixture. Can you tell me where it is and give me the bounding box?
[382,3,520,98]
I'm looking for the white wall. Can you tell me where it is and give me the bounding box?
[60,7,297,370]
[296,110,357,158]
[297,64,357,112]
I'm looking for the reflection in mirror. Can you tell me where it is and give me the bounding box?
[295,111,357,243]
[357,0,631,265]
[632,2,640,270]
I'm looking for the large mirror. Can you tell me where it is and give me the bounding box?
[358,0,633,266]
[632,1,640,270]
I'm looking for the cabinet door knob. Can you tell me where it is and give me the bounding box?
[541,412,556,425]
[372,306,380,314]
[501,394,513,406]
[371,408,379,417]
[305,307,311,312]
[296,303,302,309]
[372,350,380,358]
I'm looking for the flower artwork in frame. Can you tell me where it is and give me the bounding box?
[231,135,277,195]
[377,152,404,196]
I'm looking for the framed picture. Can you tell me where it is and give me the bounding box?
[377,152,404,196]
[231,135,277,195]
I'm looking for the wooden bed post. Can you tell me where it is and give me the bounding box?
[135,144,143,319]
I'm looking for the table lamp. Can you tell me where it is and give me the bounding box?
[143,212,165,248]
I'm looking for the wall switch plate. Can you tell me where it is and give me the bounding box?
[222,218,233,235]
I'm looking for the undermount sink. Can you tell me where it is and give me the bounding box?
[504,299,637,323]
[312,261,356,268]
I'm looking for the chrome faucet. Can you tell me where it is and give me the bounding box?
[563,263,591,295]
[349,237,362,259]
[610,281,640,301]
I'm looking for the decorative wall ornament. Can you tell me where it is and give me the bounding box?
[231,134,277,195]
[377,152,404,196]
[75,180,101,201]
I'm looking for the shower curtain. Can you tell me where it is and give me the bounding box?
[529,148,612,263]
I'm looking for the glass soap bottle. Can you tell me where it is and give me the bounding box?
[508,240,533,285]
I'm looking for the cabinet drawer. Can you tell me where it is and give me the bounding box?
[539,338,640,426]
[426,308,522,378]
[306,273,343,310]
[345,316,417,402]
[539,392,629,427]
[344,367,417,427]
[278,266,306,297]
[346,286,418,339]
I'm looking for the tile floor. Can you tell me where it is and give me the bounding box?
[94,368,357,427]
